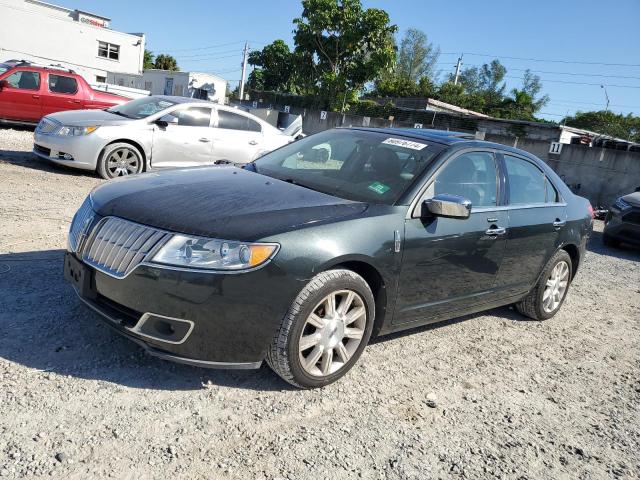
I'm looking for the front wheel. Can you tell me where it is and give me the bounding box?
[97,142,144,179]
[267,269,375,389]
[516,250,572,320]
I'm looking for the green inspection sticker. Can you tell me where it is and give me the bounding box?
[368,181,391,195]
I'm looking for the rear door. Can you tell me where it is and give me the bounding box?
[394,150,509,325]
[151,106,214,168]
[0,69,42,121]
[41,73,83,116]
[210,108,264,164]
[494,153,567,296]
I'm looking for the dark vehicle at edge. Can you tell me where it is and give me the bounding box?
[63,128,593,388]
[603,191,640,247]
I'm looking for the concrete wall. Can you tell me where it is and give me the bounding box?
[0,0,145,83]
[485,134,640,207]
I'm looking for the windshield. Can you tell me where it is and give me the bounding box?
[107,96,178,119]
[253,129,445,204]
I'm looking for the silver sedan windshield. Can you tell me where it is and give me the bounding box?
[107,97,177,119]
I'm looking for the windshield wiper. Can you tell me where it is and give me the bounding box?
[282,178,328,195]
[109,110,132,119]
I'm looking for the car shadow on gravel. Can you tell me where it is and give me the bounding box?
[0,249,293,392]
[0,151,98,178]
[587,230,640,260]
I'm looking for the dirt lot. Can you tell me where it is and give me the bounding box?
[1,127,639,480]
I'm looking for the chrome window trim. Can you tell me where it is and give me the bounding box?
[471,202,567,213]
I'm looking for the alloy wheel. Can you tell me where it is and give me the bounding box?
[298,289,367,377]
[542,260,569,313]
[106,148,140,177]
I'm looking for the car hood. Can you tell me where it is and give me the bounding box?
[45,109,134,126]
[90,167,368,240]
[621,191,640,207]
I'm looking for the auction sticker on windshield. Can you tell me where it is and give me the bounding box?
[381,138,428,150]
[368,181,391,195]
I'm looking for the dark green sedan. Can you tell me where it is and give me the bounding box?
[64,128,593,388]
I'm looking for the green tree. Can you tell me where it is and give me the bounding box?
[154,54,179,71]
[143,50,155,70]
[248,40,295,92]
[293,0,397,110]
[562,111,640,142]
[397,28,439,83]
[456,59,507,112]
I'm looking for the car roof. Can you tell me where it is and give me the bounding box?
[349,126,543,160]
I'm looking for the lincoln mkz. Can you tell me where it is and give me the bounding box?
[64,128,593,388]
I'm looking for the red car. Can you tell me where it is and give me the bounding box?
[0,62,128,125]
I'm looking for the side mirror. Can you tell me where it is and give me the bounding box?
[155,115,178,128]
[422,194,472,219]
[0,80,8,91]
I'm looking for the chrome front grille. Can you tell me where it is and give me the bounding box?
[68,197,95,253]
[36,118,59,134]
[81,217,170,278]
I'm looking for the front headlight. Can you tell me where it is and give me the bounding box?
[56,125,99,136]
[150,234,279,271]
[613,197,631,210]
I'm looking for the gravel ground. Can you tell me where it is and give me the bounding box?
[1,127,639,480]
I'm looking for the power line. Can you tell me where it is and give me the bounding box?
[178,54,241,63]
[440,51,640,67]
[504,75,640,89]
[175,49,243,59]
[160,41,246,53]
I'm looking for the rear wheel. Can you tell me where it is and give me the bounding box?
[97,143,143,179]
[516,250,572,321]
[267,269,375,389]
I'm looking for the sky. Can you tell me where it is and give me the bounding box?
[78,0,640,121]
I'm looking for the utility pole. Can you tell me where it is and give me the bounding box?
[238,42,249,101]
[453,54,463,85]
[600,84,610,113]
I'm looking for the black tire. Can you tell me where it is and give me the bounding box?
[516,249,573,321]
[603,233,620,248]
[97,142,144,179]
[266,269,375,389]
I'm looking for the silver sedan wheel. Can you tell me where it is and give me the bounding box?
[542,260,569,313]
[106,148,140,177]
[298,289,367,377]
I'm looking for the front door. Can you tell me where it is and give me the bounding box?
[394,150,508,325]
[164,78,174,96]
[0,69,42,121]
[151,106,214,168]
[210,109,264,164]
[494,153,567,296]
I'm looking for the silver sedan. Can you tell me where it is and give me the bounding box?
[33,96,295,178]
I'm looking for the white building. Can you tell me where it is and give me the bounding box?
[0,0,145,83]
[108,70,228,103]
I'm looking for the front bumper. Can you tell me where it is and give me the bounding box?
[604,207,640,245]
[64,251,303,368]
[33,131,101,170]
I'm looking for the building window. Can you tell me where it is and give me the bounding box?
[95,75,106,83]
[98,41,119,61]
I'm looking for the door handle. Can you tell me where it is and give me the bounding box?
[199,138,211,143]
[32,94,40,99]
[248,140,258,145]
[485,226,506,236]
[553,219,566,229]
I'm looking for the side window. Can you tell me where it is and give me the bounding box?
[217,110,261,132]
[504,155,546,205]
[48,74,78,94]
[427,151,498,207]
[171,107,211,127]
[546,178,560,203]
[4,71,40,90]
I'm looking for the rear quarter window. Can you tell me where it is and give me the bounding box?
[48,74,78,94]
